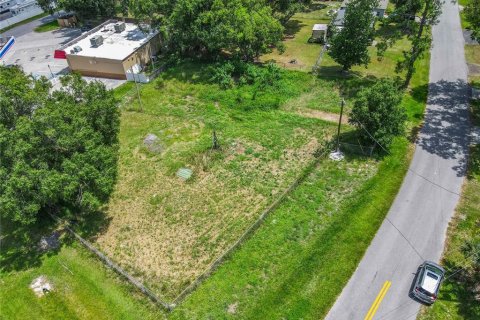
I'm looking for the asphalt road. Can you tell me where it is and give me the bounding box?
[1,14,55,38]
[325,1,470,320]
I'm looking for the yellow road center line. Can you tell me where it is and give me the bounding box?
[364,280,392,320]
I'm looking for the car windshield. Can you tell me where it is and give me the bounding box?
[426,265,443,276]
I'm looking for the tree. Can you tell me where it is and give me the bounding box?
[266,0,312,25]
[37,0,58,15]
[57,0,116,20]
[349,79,406,148]
[394,0,442,87]
[329,0,378,71]
[465,0,480,41]
[0,67,120,227]
[167,0,283,61]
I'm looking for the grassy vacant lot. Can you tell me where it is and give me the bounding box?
[1,4,430,319]
[418,144,480,320]
[262,0,340,71]
[91,63,339,301]
[170,138,411,319]
[34,20,60,33]
[0,243,165,320]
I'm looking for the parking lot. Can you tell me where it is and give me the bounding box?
[1,15,125,89]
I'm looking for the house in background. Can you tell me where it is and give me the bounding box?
[0,0,38,20]
[55,19,161,80]
[333,0,389,28]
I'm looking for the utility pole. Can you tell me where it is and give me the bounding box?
[131,66,143,112]
[48,64,55,79]
[212,129,220,150]
[329,98,345,161]
[336,98,345,152]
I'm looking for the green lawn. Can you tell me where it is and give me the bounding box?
[0,243,165,320]
[262,0,341,71]
[34,20,60,33]
[0,12,48,34]
[418,144,480,320]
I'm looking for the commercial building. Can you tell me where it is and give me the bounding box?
[55,19,161,80]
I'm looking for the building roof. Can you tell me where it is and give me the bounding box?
[312,24,328,31]
[341,0,389,10]
[63,20,159,61]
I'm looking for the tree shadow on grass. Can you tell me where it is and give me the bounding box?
[72,209,112,241]
[437,260,480,318]
[305,3,327,12]
[316,66,379,100]
[0,216,61,273]
[284,19,306,37]
[0,209,112,273]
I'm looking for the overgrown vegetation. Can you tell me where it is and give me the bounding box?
[0,68,120,263]
[464,0,479,41]
[90,62,337,301]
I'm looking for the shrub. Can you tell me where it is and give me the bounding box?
[349,79,406,149]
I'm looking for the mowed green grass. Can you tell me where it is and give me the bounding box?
[34,20,60,33]
[261,0,340,71]
[0,244,165,320]
[418,144,480,320]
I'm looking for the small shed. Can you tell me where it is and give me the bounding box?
[311,24,328,43]
[57,14,77,28]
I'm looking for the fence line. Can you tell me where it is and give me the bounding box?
[171,145,331,307]
[49,214,174,311]
[51,143,334,311]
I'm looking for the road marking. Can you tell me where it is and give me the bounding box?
[364,280,392,320]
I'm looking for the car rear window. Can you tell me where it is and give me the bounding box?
[427,272,439,280]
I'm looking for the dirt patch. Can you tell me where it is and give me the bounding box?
[468,63,480,75]
[227,302,238,314]
[30,276,53,297]
[296,108,349,124]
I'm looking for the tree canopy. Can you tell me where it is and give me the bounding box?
[128,0,284,61]
[0,67,120,227]
[329,0,378,71]
[465,0,480,41]
[349,79,406,149]
[266,0,312,25]
[57,0,116,20]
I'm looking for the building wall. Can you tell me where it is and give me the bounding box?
[122,33,161,73]
[375,9,385,18]
[66,55,127,79]
[65,27,161,80]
